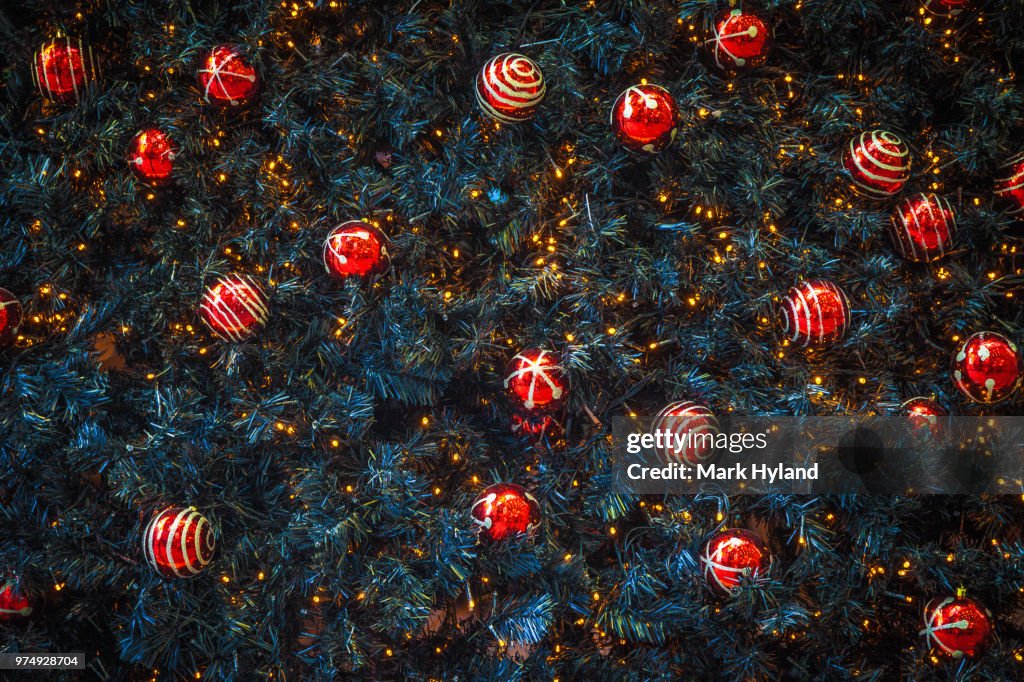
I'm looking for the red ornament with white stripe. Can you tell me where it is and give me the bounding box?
[888,193,956,262]
[994,152,1024,216]
[652,401,719,464]
[951,331,1021,404]
[322,221,391,279]
[200,274,270,342]
[198,45,259,106]
[475,53,546,123]
[510,413,563,443]
[922,0,969,16]
[701,529,771,594]
[0,288,23,348]
[0,578,32,621]
[504,348,568,416]
[707,8,772,72]
[899,397,948,441]
[842,130,911,199]
[143,506,216,579]
[610,84,679,154]
[32,36,99,104]
[779,279,851,348]
[128,128,175,185]
[470,483,541,543]
[920,590,992,658]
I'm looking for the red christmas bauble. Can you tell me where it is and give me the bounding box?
[200,274,270,342]
[143,506,216,578]
[198,45,259,106]
[779,279,851,348]
[888,194,956,262]
[0,579,32,621]
[951,331,1022,404]
[922,0,969,16]
[707,8,772,72]
[994,152,1024,216]
[322,221,391,279]
[921,592,993,658]
[0,288,23,348]
[652,400,719,464]
[899,397,948,440]
[701,529,771,594]
[128,128,175,185]
[504,348,569,416]
[470,483,541,542]
[842,130,911,199]
[610,84,680,154]
[475,53,546,123]
[510,413,563,442]
[32,36,99,104]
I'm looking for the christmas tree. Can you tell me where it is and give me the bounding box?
[2,0,1024,679]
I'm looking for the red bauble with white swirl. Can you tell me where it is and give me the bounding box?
[0,288,23,348]
[899,397,948,441]
[143,506,216,579]
[888,193,956,262]
[652,401,719,464]
[707,8,772,72]
[510,413,563,443]
[198,45,259,106]
[701,529,771,594]
[32,36,99,104]
[994,152,1024,216]
[470,483,541,543]
[923,0,969,16]
[323,221,391,279]
[920,592,993,658]
[504,348,568,416]
[610,84,679,154]
[842,130,911,199]
[951,331,1021,404]
[779,279,851,348]
[0,578,32,621]
[200,274,270,342]
[128,128,175,185]
[475,53,546,123]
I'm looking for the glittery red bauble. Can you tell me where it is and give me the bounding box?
[707,8,772,72]
[888,193,956,262]
[322,221,391,279]
[899,397,948,441]
[923,0,969,16]
[701,529,771,594]
[32,37,99,104]
[994,152,1024,217]
[143,506,216,579]
[0,288,23,348]
[475,53,546,123]
[198,45,259,106]
[921,593,993,658]
[510,413,563,442]
[0,580,32,621]
[128,128,175,185]
[843,130,911,199]
[504,348,568,416]
[779,279,851,348]
[470,483,541,542]
[610,84,679,154]
[200,274,270,342]
[652,400,719,464]
[951,331,1022,404]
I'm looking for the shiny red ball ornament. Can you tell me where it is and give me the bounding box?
[200,274,270,342]
[510,413,563,442]
[475,53,546,123]
[922,0,968,16]
[32,36,99,104]
[951,331,1022,404]
[888,193,956,262]
[652,400,719,464]
[842,130,911,199]
[143,506,216,579]
[470,483,541,542]
[504,348,568,416]
[610,84,679,154]
[701,529,771,594]
[128,128,175,185]
[899,397,948,441]
[0,288,23,348]
[198,45,259,106]
[0,578,32,621]
[994,152,1024,217]
[707,8,772,72]
[920,590,993,658]
[779,279,852,348]
[322,221,391,279]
